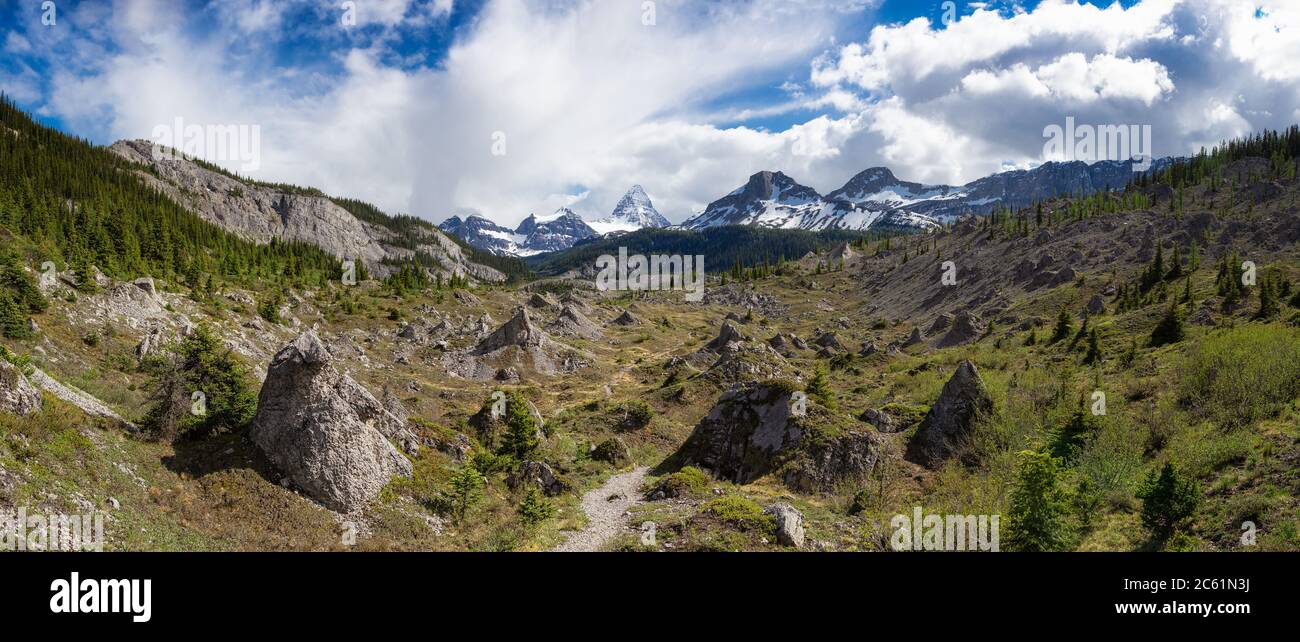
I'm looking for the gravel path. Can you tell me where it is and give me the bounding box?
[552,466,649,552]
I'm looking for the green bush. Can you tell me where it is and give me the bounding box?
[1179,325,1300,429]
[615,400,654,430]
[656,466,711,498]
[702,495,774,533]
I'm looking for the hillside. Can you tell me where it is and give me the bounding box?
[1,105,1298,552]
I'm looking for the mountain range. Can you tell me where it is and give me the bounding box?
[442,158,1170,257]
[440,185,671,257]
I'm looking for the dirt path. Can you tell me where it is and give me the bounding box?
[552,466,650,552]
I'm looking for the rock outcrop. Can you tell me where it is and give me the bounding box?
[704,321,748,352]
[549,304,603,340]
[767,502,805,549]
[507,461,570,496]
[0,360,42,416]
[909,360,993,465]
[611,310,639,326]
[934,311,985,348]
[250,332,413,512]
[676,382,878,492]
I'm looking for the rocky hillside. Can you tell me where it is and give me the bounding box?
[110,140,505,284]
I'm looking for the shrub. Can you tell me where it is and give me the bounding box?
[498,391,539,460]
[615,400,654,430]
[1179,325,1300,429]
[656,466,711,498]
[702,495,774,533]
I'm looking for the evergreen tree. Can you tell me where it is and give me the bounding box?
[1149,299,1186,347]
[141,323,257,441]
[1006,450,1073,552]
[1136,462,1200,541]
[1049,307,1073,344]
[445,461,485,523]
[517,487,555,526]
[1255,276,1279,319]
[499,390,540,460]
[1083,327,1102,365]
[805,367,837,410]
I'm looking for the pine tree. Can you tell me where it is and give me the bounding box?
[499,391,540,460]
[446,461,485,523]
[517,487,555,526]
[1149,299,1186,347]
[1006,450,1073,552]
[1049,307,1073,344]
[1136,462,1200,541]
[805,367,837,411]
[141,323,257,441]
[1255,276,1279,319]
[1083,327,1102,365]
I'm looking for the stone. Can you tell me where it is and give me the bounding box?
[507,460,569,496]
[767,502,805,549]
[910,361,993,465]
[249,331,413,512]
[0,359,43,416]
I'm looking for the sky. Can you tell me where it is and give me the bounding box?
[1,0,1298,227]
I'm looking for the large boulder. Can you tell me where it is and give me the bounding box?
[0,360,43,416]
[250,331,413,513]
[909,360,993,465]
[704,321,748,352]
[676,381,878,492]
[476,307,549,353]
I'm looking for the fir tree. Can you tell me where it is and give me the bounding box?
[1049,307,1073,344]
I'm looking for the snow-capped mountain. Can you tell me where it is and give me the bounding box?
[441,208,598,256]
[439,214,526,256]
[515,208,598,254]
[589,185,671,234]
[827,159,1173,222]
[681,170,940,232]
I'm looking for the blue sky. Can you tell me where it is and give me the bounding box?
[2,0,1298,225]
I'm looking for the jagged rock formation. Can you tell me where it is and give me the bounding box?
[676,382,878,492]
[249,332,414,512]
[0,360,43,416]
[934,311,985,348]
[910,361,994,465]
[476,307,548,353]
[704,321,748,353]
[507,461,570,496]
[527,292,558,310]
[549,304,603,340]
[443,308,590,379]
[611,309,639,326]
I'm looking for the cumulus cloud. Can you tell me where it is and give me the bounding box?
[5,0,1300,226]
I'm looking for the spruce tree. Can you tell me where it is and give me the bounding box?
[1083,327,1102,365]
